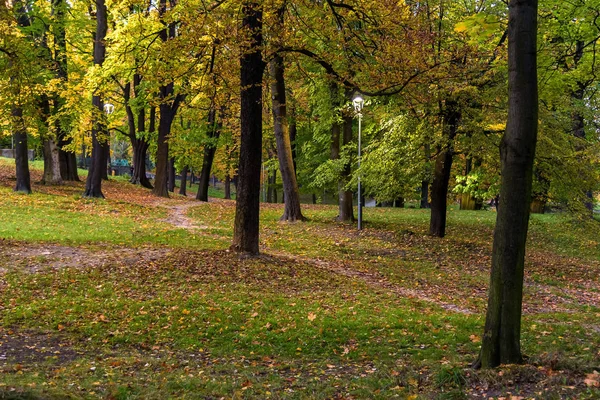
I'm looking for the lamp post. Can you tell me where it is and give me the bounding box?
[103,103,115,115]
[353,95,364,230]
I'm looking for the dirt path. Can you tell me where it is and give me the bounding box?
[0,242,169,273]
[159,201,212,231]
[267,250,475,315]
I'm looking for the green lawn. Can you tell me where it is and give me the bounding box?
[0,157,599,399]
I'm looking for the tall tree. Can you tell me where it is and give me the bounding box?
[152,0,183,198]
[54,0,79,182]
[270,3,305,221]
[84,0,109,198]
[231,2,264,254]
[10,0,32,194]
[476,0,538,369]
[127,74,153,189]
[429,99,460,237]
[197,44,221,202]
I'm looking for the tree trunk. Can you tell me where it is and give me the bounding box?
[168,157,176,192]
[102,140,110,180]
[153,100,174,197]
[476,0,538,369]
[290,100,298,176]
[152,0,181,198]
[51,0,79,182]
[130,138,152,188]
[197,107,221,201]
[12,106,31,194]
[59,140,79,181]
[338,110,355,222]
[429,101,460,237]
[224,174,231,199]
[128,75,153,189]
[231,2,264,255]
[42,138,62,185]
[420,180,430,209]
[84,0,108,198]
[270,51,305,221]
[179,165,188,196]
[40,95,62,185]
[267,169,277,203]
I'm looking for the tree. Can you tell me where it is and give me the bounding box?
[268,2,305,221]
[84,0,109,198]
[231,1,264,255]
[152,0,184,198]
[5,0,34,194]
[476,0,538,369]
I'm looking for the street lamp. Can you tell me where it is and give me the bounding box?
[103,103,115,115]
[353,94,364,230]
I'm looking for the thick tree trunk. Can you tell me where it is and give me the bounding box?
[130,138,152,188]
[153,101,174,198]
[59,141,79,181]
[12,107,31,194]
[231,2,264,255]
[40,96,62,185]
[197,107,221,201]
[84,0,108,198]
[477,0,538,369]
[179,166,188,196]
[429,101,460,237]
[270,53,305,221]
[42,138,62,185]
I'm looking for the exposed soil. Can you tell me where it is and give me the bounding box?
[0,241,169,273]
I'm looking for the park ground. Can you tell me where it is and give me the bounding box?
[0,157,599,399]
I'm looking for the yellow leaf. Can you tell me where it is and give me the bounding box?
[307,312,317,321]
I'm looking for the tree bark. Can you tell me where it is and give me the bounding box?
[168,157,176,192]
[476,0,538,369]
[152,0,181,198]
[42,138,62,185]
[197,107,221,201]
[224,174,231,199]
[84,0,108,198]
[40,97,62,185]
[179,166,188,196]
[231,2,264,255]
[12,106,31,194]
[128,75,153,189]
[429,100,460,237]
[270,52,305,221]
[267,169,277,203]
[49,0,79,182]
[338,109,355,222]
[420,180,430,209]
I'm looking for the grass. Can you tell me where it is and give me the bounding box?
[0,157,599,399]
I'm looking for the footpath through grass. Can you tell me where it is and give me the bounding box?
[0,157,599,399]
